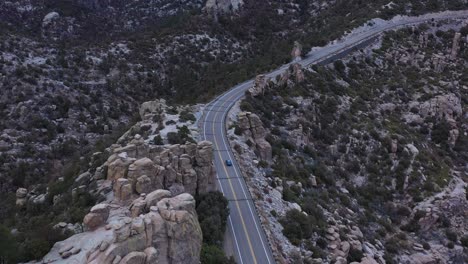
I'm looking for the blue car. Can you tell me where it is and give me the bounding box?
[225,159,233,166]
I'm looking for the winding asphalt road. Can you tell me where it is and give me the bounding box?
[199,11,468,264]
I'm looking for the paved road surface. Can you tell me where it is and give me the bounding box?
[199,11,468,264]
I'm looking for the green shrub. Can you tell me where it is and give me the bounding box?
[196,191,229,246]
[179,110,196,122]
[200,244,236,264]
[461,235,468,248]
[347,248,364,262]
[446,229,458,242]
[280,209,313,245]
[423,242,431,250]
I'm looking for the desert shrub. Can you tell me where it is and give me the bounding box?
[423,242,431,250]
[152,135,164,145]
[431,120,450,144]
[347,248,364,262]
[446,229,458,242]
[196,191,229,246]
[179,110,196,122]
[200,244,235,264]
[280,209,313,245]
[461,235,468,248]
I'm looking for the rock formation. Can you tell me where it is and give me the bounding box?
[419,93,462,120]
[291,41,303,61]
[450,32,461,60]
[39,191,202,264]
[248,74,270,96]
[32,129,214,263]
[139,99,166,121]
[238,112,272,162]
[42,12,60,27]
[105,139,215,199]
[280,63,305,85]
[204,0,244,13]
[15,187,28,207]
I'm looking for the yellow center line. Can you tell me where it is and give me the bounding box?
[210,95,258,264]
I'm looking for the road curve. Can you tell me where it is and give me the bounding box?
[199,11,468,264]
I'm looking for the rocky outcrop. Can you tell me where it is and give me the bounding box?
[42,12,60,27]
[139,99,166,121]
[450,32,461,60]
[238,112,272,162]
[419,93,462,120]
[15,187,28,207]
[39,191,201,264]
[291,41,303,61]
[105,138,215,199]
[248,74,270,97]
[279,63,305,86]
[204,0,243,13]
[83,203,110,230]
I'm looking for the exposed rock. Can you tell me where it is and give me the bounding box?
[120,251,146,264]
[42,12,60,27]
[360,256,379,264]
[16,188,28,207]
[406,253,438,264]
[249,75,270,97]
[279,63,305,85]
[114,178,133,202]
[135,175,152,194]
[291,41,303,61]
[194,141,216,194]
[292,63,305,83]
[127,158,162,190]
[144,247,158,263]
[83,204,109,230]
[450,32,461,60]
[139,100,166,121]
[238,112,272,162]
[107,156,135,181]
[391,139,398,153]
[419,93,462,120]
[204,0,243,13]
[145,189,172,209]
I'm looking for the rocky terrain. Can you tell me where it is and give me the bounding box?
[228,17,468,263]
[1,0,468,263]
[5,97,220,262]
[38,191,203,264]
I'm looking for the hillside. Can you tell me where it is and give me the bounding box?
[229,17,468,263]
[1,0,467,263]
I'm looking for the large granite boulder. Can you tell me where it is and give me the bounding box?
[83,203,110,230]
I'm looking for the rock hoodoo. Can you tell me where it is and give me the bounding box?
[238,112,272,162]
[291,41,303,61]
[248,74,270,97]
